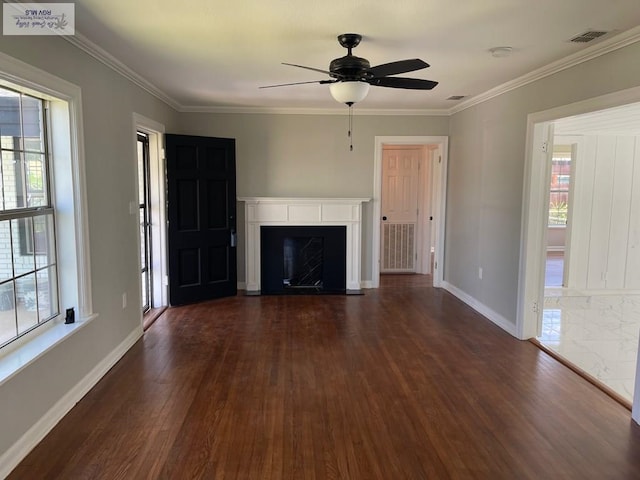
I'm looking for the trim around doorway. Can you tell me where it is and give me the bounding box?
[518,84,640,340]
[372,136,449,288]
[517,85,640,424]
[132,113,168,314]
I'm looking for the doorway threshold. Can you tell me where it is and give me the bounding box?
[143,306,168,331]
[530,338,631,410]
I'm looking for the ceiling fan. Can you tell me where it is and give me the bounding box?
[261,33,438,105]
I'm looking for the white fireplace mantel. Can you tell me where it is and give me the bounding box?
[238,197,370,294]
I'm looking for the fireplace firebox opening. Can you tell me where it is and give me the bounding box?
[261,226,346,295]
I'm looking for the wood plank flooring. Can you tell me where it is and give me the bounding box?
[9,275,640,479]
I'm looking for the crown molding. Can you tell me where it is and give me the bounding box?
[60,21,640,117]
[60,32,450,116]
[178,105,450,116]
[449,25,640,115]
[62,32,181,111]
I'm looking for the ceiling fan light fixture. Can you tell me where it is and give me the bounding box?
[329,81,370,105]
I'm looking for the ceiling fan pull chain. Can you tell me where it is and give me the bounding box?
[348,104,353,151]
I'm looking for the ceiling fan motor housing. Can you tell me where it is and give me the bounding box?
[261,32,437,91]
[329,55,371,80]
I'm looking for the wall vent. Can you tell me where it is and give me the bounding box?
[382,223,415,272]
[447,95,466,100]
[570,30,609,43]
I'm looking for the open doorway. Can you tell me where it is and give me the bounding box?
[137,132,153,312]
[372,136,448,288]
[544,142,577,288]
[380,144,431,275]
[133,114,168,327]
[518,87,640,417]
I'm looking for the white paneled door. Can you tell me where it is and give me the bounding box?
[381,146,422,272]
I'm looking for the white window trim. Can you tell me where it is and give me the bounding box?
[0,51,96,384]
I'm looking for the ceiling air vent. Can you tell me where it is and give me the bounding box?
[447,95,466,100]
[570,30,609,43]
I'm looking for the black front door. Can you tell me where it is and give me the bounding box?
[166,134,237,305]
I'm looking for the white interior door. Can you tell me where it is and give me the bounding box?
[381,146,421,272]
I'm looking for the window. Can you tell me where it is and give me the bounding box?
[0,51,93,362]
[0,86,58,347]
[548,149,571,226]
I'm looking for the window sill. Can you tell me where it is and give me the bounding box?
[0,313,98,386]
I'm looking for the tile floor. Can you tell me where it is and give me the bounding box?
[538,254,640,403]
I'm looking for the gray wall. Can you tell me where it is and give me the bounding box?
[0,35,449,461]
[1,22,640,467]
[173,113,449,281]
[446,40,640,325]
[0,36,177,459]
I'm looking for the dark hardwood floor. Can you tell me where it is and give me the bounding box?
[9,275,640,479]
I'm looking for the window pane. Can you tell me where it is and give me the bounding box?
[37,266,58,320]
[0,281,17,345]
[1,150,25,210]
[11,218,35,275]
[137,140,145,199]
[35,213,56,268]
[0,87,58,348]
[16,273,37,334]
[139,208,147,268]
[0,220,12,283]
[25,152,47,207]
[548,151,571,226]
[0,89,22,150]
[141,272,148,310]
[21,95,45,153]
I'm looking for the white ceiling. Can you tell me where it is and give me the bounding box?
[66,0,640,112]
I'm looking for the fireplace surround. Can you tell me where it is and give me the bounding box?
[239,197,370,295]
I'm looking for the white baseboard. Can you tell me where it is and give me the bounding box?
[441,281,518,338]
[237,281,247,290]
[0,326,143,479]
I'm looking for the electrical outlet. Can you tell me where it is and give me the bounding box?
[479,267,483,280]
[122,293,127,309]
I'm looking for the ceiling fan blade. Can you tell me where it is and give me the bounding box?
[282,62,342,77]
[367,59,429,77]
[368,77,438,90]
[259,79,336,89]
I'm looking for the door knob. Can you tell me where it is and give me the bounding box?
[382,216,387,221]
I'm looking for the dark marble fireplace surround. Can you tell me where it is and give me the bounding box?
[260,226,347,294]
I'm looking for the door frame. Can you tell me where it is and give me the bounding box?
[373,136,449,288]
[517,85,640,341]
[548,138,581,289]
[133,113,168,312]
[519,85,640,424]
[136,131,153,312]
